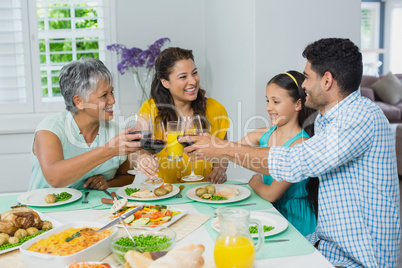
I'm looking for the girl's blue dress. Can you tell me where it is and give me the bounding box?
[260,126,317,236]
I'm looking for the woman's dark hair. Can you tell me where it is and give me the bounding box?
[150,47,207,124]
[267,70,317,137]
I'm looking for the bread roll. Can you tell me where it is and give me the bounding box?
[124,244,205,268]
[125,250,153,268]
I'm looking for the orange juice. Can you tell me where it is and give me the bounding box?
[214,236,255,268]
[167,132,183,161]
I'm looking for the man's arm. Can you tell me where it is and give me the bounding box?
[182,134,271,175]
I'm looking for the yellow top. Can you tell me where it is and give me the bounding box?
[138,98,230,183]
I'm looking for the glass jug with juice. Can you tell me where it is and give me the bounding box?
[214,207,264,268]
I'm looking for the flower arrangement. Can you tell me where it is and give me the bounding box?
[107,38,171,104]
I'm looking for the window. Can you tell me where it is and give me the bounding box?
[361,2,383,76]
[0,0,111,115]
[389,3,402,73]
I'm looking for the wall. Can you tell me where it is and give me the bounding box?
[0,0,361,192]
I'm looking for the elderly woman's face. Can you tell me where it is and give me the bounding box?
[83,78,115,121]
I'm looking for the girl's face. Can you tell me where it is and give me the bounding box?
[161,59,200,104]
[79,78,115,121]
[265,83,301,127]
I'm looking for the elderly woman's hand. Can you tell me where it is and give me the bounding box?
[137,152,159,179]
[104,128,142,156]
[84,174,109,190]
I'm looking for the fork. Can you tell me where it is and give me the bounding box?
[209,202,256,209]
[82,191,90,203]
[175,185,185,198]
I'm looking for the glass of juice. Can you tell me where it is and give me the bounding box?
[214,207,264,268]
[167,121,184,161]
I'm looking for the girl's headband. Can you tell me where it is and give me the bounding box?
[283,72,298,87]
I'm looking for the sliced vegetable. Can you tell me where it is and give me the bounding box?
[200,194,212,200]
[130,218,151,226]
[124,214,135,224]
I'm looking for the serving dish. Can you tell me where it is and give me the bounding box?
[109,228,176,265]
[186,184,251,204]
[211,211,288,237]
[17,188,82,207]
[101,205,188,230]
[0,209,61,255]
[116,183,179,201]
[19,221,117,268]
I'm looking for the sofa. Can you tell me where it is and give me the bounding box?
[360,73,402,123]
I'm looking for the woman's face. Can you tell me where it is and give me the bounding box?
[81,78,115,121]
[161,59,200,104]
[265,83,301,127]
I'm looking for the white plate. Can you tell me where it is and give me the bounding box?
[100,206,188,231]
[186,184,251,204]
[116,183,179,201]
[17,188,82,207]
[64,261,117,268]
[210,211,288,237]
[0,209,61,255]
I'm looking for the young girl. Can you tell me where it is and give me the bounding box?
[241,71,318,237]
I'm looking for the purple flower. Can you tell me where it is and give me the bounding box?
[107,38,170,75]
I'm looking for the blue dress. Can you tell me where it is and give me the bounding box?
[260,126,316,236]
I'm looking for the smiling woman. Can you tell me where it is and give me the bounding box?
[135,47,230,184]
[28,58,142,191]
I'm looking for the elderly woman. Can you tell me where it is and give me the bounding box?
[28,58,141,190]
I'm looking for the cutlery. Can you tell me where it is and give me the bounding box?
[264,239,289,243]
[82,191,89,203]
[231,182,249,185]
[103,189,118,199]
[176,185,185,198]
[98,205,144,232]
[209,202,256,209]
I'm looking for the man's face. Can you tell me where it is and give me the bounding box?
[302,61,327,113]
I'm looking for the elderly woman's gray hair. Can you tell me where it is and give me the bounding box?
[59,58,113,114]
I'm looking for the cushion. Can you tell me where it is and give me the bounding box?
[370,72,402,105]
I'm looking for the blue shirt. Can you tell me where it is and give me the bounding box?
[268,90,400,267]
[29,111,127,190]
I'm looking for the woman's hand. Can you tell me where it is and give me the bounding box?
[137,152,159,178]
[84,174,109,190]
[206,165,227,184]
[103,128,142,156]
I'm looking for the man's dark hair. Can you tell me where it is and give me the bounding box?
[302,38,363,94]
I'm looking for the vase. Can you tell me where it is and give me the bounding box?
[133,68,153,107]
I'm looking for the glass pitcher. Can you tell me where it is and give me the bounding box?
[214,207,264,268]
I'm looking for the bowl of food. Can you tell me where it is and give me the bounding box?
[109,228,176,265]
[19,222,117,268]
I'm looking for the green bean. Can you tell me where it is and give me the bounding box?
[125,187,140,195]
[54,192,72,202]
[211,196,228,201]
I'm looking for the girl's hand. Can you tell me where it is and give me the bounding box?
[248,174,263,189]
[137,152,159,178]
[84,174,109,190]
[206,165,227,184]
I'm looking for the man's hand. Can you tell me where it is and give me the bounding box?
[137,152,159,179]
[206,165,227,184]
[182,133,231,161]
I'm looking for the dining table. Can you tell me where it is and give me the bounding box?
[0,178,334,268]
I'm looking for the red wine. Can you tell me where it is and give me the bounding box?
[141,138,166,154]
[129,130,152,141]
[177,134,197,147]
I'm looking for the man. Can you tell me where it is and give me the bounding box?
[183,38,400,267]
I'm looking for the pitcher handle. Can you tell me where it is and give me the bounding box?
[250,218,264,252]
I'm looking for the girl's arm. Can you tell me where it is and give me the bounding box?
[248,174,291,202]
[208,133,229,184]
[237,127,269,146]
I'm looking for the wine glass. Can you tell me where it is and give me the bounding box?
[140,118,166,185]
[178,115,204,181]
[126,113,151,175]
